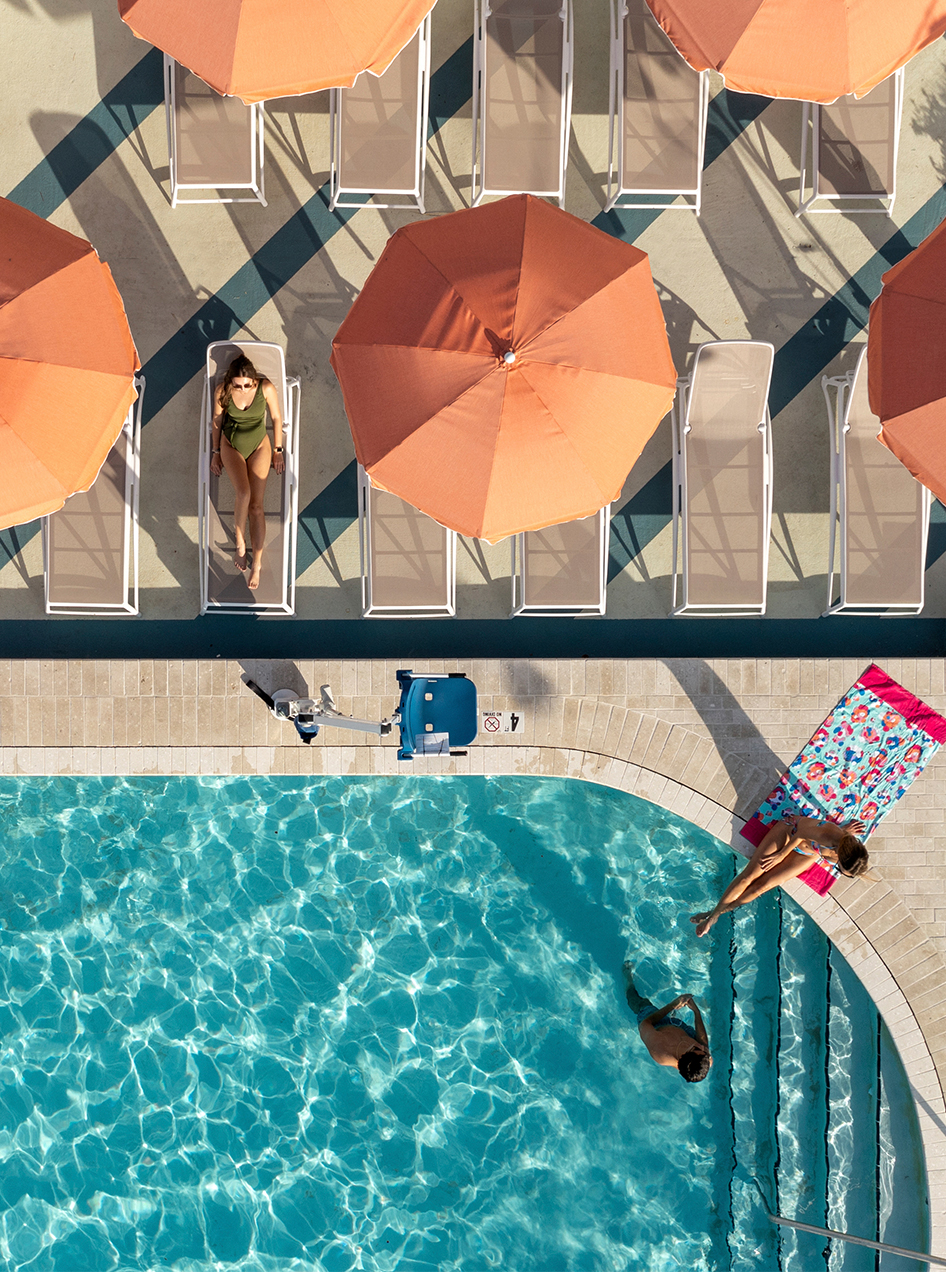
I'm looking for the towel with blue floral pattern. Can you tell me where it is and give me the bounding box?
[741,664,946,895]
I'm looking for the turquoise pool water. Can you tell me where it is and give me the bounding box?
[0,776,928,1271]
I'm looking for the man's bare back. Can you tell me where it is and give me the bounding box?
[623,962,712,1083]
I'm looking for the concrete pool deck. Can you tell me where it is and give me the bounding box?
[1,654,945,1256]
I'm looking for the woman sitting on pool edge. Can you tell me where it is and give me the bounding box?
[691,812,870,937]
[210,354,284,592]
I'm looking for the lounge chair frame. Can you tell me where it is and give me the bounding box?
[42,375,145,617]
[164,55,267,208]
[822,348,930,616]
[510,508,610,616]
[358,465,457,618]
[671,340,774,617]
[605,0,709,214]
[329,15,431,213]
[198,341,300,615]
[797,69,903,217]
[472,0,574,207]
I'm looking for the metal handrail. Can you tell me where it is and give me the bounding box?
[767,1213,946,1267]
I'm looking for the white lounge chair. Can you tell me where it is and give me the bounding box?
[43,375,144,616]
[198,341,300,615]
[606,0,709,213]
[359,466,456,617]
[164,55,266,208]
[511,509,609,616]
[823,346,929,615]
[472,0,574,207]
[671,341,774,617]
[329,15,431,213]
[798,69,903,217]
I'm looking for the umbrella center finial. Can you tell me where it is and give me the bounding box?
[502,350,516,367]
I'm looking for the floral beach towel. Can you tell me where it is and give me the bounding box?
[740,664,946,895]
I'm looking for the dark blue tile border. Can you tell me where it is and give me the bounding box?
[0,618,942,660]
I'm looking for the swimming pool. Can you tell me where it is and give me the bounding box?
[0,775,928,1271]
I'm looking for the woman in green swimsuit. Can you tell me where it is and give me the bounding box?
[210,354,284,591]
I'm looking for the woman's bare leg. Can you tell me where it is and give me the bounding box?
[221,440,250,570]
[246,438,272,591]
[705,850,815,919]
[691,822,793,937]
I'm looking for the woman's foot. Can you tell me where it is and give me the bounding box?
[248,553,262,591]
[234,530,247,572]
[691,911,716,938]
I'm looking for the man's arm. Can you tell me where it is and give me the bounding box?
[681,994,709,1047]
[640,995,688,1027]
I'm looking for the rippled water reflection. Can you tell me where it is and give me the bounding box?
[0,776,741,1270]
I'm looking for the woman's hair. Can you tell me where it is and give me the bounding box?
[678,1049,710,1083]
[837,833,870,877]
[219,354,261,410]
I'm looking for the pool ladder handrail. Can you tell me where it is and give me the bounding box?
[753,1177,946,1267]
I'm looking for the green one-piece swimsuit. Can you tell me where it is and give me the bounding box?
[223,383,268,459]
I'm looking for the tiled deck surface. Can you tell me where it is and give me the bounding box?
[3,655,946,1254]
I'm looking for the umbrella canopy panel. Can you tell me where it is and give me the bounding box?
[645,0,946,102]
[119,0,437,103]
[332,194,677,543]
[0,198,139,530]
[868,216,946,506]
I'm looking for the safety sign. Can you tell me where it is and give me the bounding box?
[480,710,525,734]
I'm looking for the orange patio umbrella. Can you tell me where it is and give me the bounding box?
[331,194,677,543]
[645,0,946,102]
[118,0,436,103]
[867,217,946,505]
[0,198,139,531]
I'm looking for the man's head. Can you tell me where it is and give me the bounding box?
[678,1047,711,1083]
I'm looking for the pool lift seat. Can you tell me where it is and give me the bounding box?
[243,670,478,760]
[394,670,478,760]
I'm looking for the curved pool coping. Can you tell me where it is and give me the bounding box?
[1,657,944,1259]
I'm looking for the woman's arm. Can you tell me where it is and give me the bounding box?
[811,817,866,847]
[755,821,804,872]
[262,381,284,474]
[211,387,225,475]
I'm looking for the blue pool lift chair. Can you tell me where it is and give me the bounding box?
[243,670,477,760]
[395,670,478,760]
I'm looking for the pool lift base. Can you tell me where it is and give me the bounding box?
[242,670,478,760]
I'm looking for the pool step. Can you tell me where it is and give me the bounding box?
[709,890,928,1271]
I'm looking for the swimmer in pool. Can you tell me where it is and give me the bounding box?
[210,354,285,592]
[690,813,869,938]
[623,962,711,1083]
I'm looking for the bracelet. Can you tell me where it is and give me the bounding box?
[213,449,221,454]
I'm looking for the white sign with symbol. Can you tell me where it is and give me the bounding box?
[480,711,525,734]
